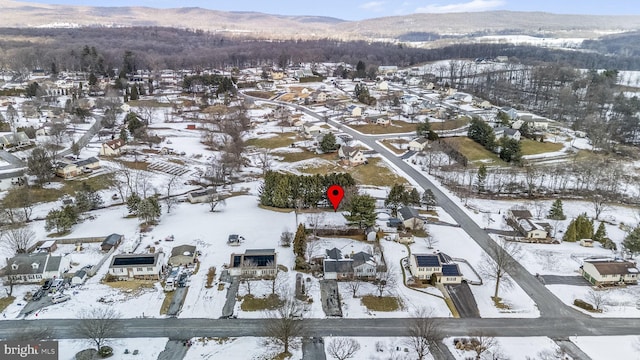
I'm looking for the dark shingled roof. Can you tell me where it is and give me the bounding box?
[326,248,342,260]
[324,260,353,273]
[398,207,420,221]
[586,259,638,275]
[414,254,441,267]
[110,253,161,267]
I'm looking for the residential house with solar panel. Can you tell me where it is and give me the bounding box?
[409,252,463,284]
[228,249,277,278]
[108,252,165,280]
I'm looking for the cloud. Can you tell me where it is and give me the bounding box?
[415,0,505,13]
[359,1,387,12]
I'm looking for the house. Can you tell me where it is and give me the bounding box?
[338,145,366,166]
[229,249,277,278]
[71,269,88,286]
[302,123,324,137]
[408,137,429,152]
[37,240,57,253]
[377,81,389,91]
[407,77,421,86]
[351,252,377,279]
[99,139,126,156]
[108,253,165,280]
[478,100,492,109]
[326,248,342,261]
[187,188,217,204]
[0,132,31,148]
[323,260,354,280]
[375,118,390,126]
[507,210,548,239]
[387,218,403,228]
[311,91,327,103]
[397,231,415,244]
[346,105,362,117]
[409,253,462,284]
[101,233,123,252]
[581,258,639,286]
[494,127,521,141]
[55,157,100,179]
[451,92,472,103]
[2,253,70,284]
[378,66,398,76]
[398,207,426,230]
[270,69,285,80]
[518,113,549,130]
[227,234,244,246]
[365,227,377,242]
[168,245,197,266]
[500,107,518,120]
[580,238,594,248]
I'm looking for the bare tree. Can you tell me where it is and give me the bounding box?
[404,307,442,360]
[256,148,272,175]
[241,259,257,296]
[425,233,438,249]
[591,194,610,220]
[75,307,121,352]
[470,333,497,360]
[263,296,305,356]
[164,174,180,214]
[346,278,362,298]
[586,288,610,311]
[280,229,293,247]
[479,239,522,299]
[2,227,35,254]
[270,265,285,295]
[207,189,226,212]
[326,337,361,360]
[533,200,545,219]
[305,239,321,262]
[373,263,397,297]
[306,211,326,238]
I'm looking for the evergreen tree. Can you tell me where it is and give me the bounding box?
[27,146,53,186]
[355,60,366,78]
[499,137,522,163]
[344,194,376,229]
[623,227,640,256]
[468,117,496,151]
[562,220,577,242]
[138,197,161,224]
[293,223,307,259]
[88,72,98,86]
[385,184,406,217]
[126,193,141,214]
[416,119,432,138]
[575,213,594,240]
[547,199,566,220]
[476,164,487,192]
[593,222,608,243]
[126,112,143,135]
[119,127,128,142]
[422,189,437,210]
[71,141,80,156]
[319,133,338,153]
[408,188,421,206]
[75,182,104,213]
[129,85,139,101]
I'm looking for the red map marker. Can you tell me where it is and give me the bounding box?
[327,185,345,212]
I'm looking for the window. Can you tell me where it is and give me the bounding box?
[147,267,153,271]
[137,268,143,272]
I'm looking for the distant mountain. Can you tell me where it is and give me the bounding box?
[1,0,640,41]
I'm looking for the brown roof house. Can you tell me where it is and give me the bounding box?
[169,245,197,266]
[581,258,639,286]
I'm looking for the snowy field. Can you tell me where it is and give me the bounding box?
[445,336,569,360]
[184,337,302,360]
[573,336,640,360]
[58,338,168,360]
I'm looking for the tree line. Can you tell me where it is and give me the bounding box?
[259,171,355,209]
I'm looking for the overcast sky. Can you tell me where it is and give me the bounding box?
[18,0,639,20]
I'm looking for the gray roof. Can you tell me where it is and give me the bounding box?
[75,157,99,167]
[326,248,342,260]
[398,207,421,221]
[190,188,217,198]
[351,252,373,267]
[170,245,196,258]
[245,249,275,255]
[509,210,532,220]
[504,128,519,136]
[413,137,428,144]
[102,234,122,248]
[324,259,353,273]
[45,256,62,272]
[73,269,87,278]
[5,253,50,275]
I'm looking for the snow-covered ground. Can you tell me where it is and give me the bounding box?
[184,337,302,360]
[446,336,570,360]
[58,338,168,360]
[573,335,640,360]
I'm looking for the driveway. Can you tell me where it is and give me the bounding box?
[446,283,480,318]
[19,295,52,318]
[319,280,342,317]
[167,287,189,317]
[302,337,326,360]
[541,275,591,286]
[157,339,189,360]
[220,276,239,318]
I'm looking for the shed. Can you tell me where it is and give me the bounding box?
[37,240,58,253]
[71,269,88,286]
[101,233,123,251]
[169,245,197,266]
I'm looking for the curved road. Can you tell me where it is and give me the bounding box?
[244,93,579,319]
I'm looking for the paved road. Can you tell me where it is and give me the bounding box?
[246,94,579,319]
[302,337,327,360]
[2,317,640,340]
[429,340,456,360]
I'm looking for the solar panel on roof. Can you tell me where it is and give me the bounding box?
[112,256,156,266]
[415,255,440,267]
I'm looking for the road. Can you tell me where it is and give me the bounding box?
[302,337,327,360]
[2,317,640,340]
[244,94,578,319]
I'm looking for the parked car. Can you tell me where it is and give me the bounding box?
[32,289,44,301]
[42,280,52,291]
[51,293,70,304]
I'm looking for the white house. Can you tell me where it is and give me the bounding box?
[378,66,398,76]
[3,253,70,284]
[302,123,325,137]
[99,139,126,156]
[338,145,366,166]
[377,81,389,91]
[187,188,217,204]
[581,258,639,286]
[71,269,88,286]
[346,105,362,117]
[351,252,377,279]
[398,207,426,230]
[108,253,165,280]
[375,118,390,126]
[409,253,462,284]
[408,137,429,152]
[494,127,521,141]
